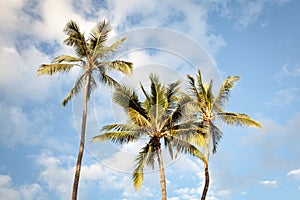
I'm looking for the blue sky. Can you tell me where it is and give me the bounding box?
[1,0,300,199]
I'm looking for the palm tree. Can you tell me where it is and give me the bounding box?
[186,69,263,200]
[37,20,133,200]
[92,74,207,200]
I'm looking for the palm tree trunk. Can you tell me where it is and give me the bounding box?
[72,74,90,200]
[201,162,209,200]
[156,140,167,200]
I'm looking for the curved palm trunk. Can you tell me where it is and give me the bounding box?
[156,140,167,200]
[72,74,90,200]
[201,162,209,200]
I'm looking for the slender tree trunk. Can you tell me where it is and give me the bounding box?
[201,162,209,200]
[156,140,167,200]
[72,74,90,200]
[201,121,211,200]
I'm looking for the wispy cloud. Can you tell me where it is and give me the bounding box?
[264,88,299,106]
[287,169,300,179]
[258,180,278,188]
[274,63,300,79]
[218,0,291,31]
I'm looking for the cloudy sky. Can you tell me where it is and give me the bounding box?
[1,0,300,199]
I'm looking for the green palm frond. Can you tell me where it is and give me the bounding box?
[37,63,75,76]
[163,137,174,159]
[187,74,202,104]
[171,136,207,164]
[133,143,155,190]
[168,95,192,124]
[218,112,263,130]
[113,85,150,127]
[140,82,151,111]
[206,79,214,109]
[100,123,140,132]
[52,55,83,64]
[92,130,141,144]
[62,73,86,106]
[63,20,88,58]
[213,76,240,112]
[98,71,119,87]
[150,73,165,106]
[87,75,97,100]
[101,60,133,76]
[210,122,222,154]
[93,37,126,59]
[129,108,151,127]
[89,20,111,51]
[196,69,208,101]
[165,80,181,108]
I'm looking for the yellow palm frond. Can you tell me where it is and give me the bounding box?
[37,63,75,76]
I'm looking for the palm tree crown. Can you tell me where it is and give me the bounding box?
[37,20,133,105]
[93,74,206,200]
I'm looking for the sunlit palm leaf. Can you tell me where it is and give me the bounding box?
[52,55,83,64]
[213,76,240,112]
[218,112,263,129]
[210,122,222,153]
[92,131,141,144]
[101,60,133,76]
[133,143,155,190]
[93,37,126,60]
[62,73,86,106]
[37,63,75,76]
[171,136,207,164]
[89,20,111,51]
[63,20,88,58]
[98,71,119,87]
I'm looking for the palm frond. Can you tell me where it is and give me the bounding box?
[210,122,222,154]
[62,73,86,106]
[129,108,151,127]
[52,55,83,64]
[165,80,181,109]
[87,75,97,100]
[163,137,174,159]
[92,37,126,59]
[92,130,141,144]
[37,64,74,76]
[186,74,203,107]
[113,86,149,125]
[212,76,240,112]
[218,112,263,130]
[98,71,119,88]
[196,69,208,101]
[89,20,111,50]
[100,60,133,76]
[140,82,151,112]
[63,20,88,57]
[206,79,214,109]
[133,143,155,190]
[171,136,207,164]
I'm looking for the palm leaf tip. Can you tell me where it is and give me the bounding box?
[218,112,263,130]
[132,170,143,190]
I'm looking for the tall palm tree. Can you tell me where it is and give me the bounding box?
[92,74,207,200]
[37,20,133,200]
[186,69,263,200]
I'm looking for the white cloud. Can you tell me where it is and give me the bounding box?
[258,180,278,188]
[287,169,300,179]
[0,174,46,200]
